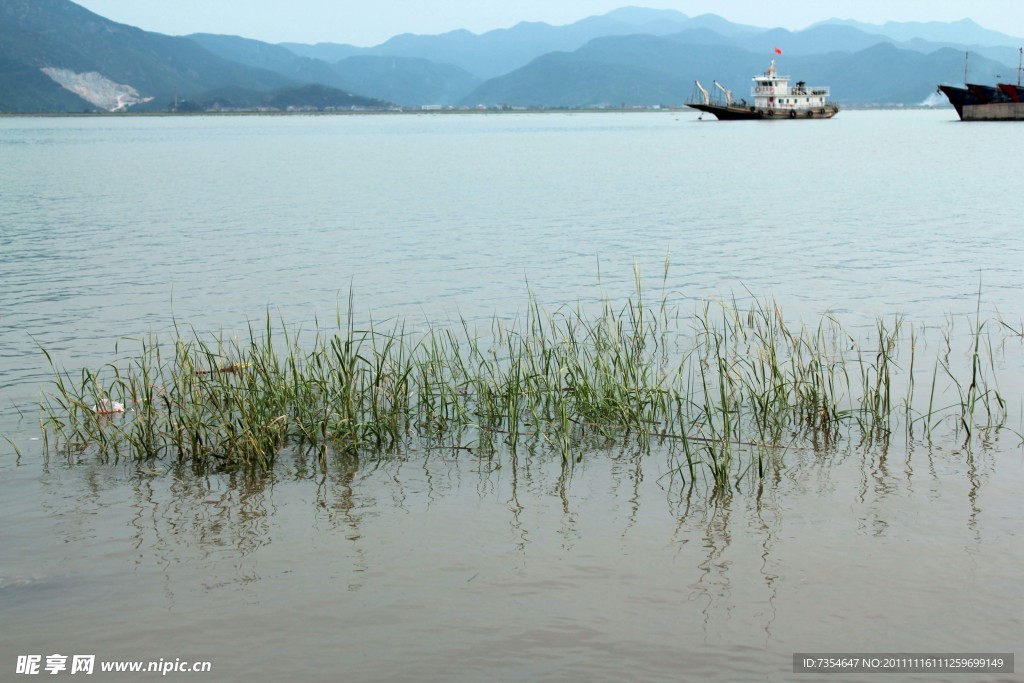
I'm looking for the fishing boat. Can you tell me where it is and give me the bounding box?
[997,83,1024,102]
[937,84,986,119]
[937,49,1024,120]
[966,83,1012,103]
[687,58,839,120]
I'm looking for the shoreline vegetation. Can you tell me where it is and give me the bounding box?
[38,271,1016,493]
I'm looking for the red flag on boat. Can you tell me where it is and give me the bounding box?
[774,47,783,55]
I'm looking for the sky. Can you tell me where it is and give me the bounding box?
[72,1,1024,46]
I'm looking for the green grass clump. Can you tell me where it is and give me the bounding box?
[38,277,1014,492]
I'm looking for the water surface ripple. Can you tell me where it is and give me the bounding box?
[1,111,1022,682]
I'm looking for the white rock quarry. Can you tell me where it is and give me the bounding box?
[41,67,154,112]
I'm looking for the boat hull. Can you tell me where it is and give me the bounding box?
[963,102,1024,120]
[939,84,1024,120]
[688,103,839,120]
[967,83,1012,104]
[937,85,979,119]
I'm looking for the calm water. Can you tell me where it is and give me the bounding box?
[1,110,1022,681]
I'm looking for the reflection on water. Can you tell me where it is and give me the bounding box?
[3,436,1021,681]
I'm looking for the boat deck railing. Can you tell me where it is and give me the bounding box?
[751,86,831,98]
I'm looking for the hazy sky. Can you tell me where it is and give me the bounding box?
[72,1,1024,46]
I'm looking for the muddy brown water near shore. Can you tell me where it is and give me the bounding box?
[2,110,1022,680]
[2,435,1021,681]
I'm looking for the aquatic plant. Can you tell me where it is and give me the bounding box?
[38,276,1017,492]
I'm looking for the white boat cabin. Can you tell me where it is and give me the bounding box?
[751,60,831,114]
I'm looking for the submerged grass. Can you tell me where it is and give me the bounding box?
[38,275,1017,492]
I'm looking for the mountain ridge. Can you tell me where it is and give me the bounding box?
[2,1,1022,112]
[0,0,390,112]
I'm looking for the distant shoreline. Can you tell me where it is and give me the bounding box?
[0,105,949,118]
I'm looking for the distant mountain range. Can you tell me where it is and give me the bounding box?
[0,0,387,112]
[1,0,1022,113]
